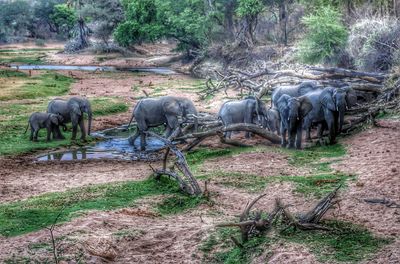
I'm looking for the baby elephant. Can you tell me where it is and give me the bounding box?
[25,112,64,142]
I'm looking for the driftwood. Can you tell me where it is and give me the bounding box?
[177,123,281,148]
[217,186,341,244]
[146,130,202,195]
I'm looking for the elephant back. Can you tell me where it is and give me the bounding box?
[47,99,70,123]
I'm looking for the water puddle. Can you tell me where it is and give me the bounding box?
[10,65,177,75]
[36,126,168,162]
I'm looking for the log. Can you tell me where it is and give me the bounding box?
[177,123,281,144]
[145,131,202,195]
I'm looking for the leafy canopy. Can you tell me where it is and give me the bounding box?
[298,5,348,64]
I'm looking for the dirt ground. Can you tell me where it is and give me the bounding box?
[0,43,399,263]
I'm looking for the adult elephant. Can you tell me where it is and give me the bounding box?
[272,81,322,108]
[127,96,198,150]
[218,96,268,139]
[47,97,92,141]
[276,94,313,149]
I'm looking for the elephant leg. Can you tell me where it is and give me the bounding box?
[287,129,296,149]
[140,132,146,151]
[33,129,39,142]
[128,130,140,147]
[317,123,326,145]
[53,125,65,140]
[29,126,33,141]
[295,124,303,149]
[164,125,172,138]
[280,123,287,147]
[46,127,51,142]
[78,118,86,141]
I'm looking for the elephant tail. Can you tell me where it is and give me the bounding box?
[127,100,141,128]
[24,122,30,134]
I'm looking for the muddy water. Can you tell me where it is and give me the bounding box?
[10,65,177,75]
[36,126,166,162]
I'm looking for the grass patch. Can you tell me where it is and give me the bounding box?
[201,227,270,264]
[193,144,352,197]
[0,70,73,101]
[280,220,390,263]
[0,176,201,237]
[90,97,129,116]
[156,194,207,215]
[0,97,129,156]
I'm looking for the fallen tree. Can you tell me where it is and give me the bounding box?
[217,185,341,245]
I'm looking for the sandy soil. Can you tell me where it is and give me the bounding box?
[332,120,400,263]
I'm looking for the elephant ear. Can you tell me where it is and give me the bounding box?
[320,87,336,111]
[342,87,357,109]
[163,99,182,116]
[298,96,313,118]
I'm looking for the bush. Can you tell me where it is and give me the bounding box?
[348,17,400,72]
[297,6,348,65]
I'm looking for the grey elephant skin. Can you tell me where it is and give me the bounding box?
[303,87,355,144]
[265,107,280,134]
[25,112,64,142]
[218,96,268,139]
[276,94,313,149]
[47,97,92,141]
[272,81,322,108]
[127,96,198,150]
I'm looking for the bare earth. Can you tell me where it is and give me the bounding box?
[0,44,399,263]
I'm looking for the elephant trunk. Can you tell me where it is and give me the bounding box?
[87,112,92,135]
[338,106,345,133]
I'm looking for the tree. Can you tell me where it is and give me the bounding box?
[236,0,264,46]
[297,6,348,64]
[80,0,125,46]
[0,0,33,42]
[50,4,77,39]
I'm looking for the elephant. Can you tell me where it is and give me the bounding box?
[47,97,92,141]
[127,96,198,150]
[265,107,280,135]
[272,80,322,108]
[276,94,313,149]
[218,96,268,139]
[25,112,64,142]
[303,86,357,144]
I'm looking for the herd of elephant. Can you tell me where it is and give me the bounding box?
[126,80,356,150]
[26,80,356,151]
[26,97,92,142]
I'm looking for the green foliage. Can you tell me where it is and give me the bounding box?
[280,220,390,262]
[115,0,212,51]
[297,6,348,64]
[236,0,264,18]
[50,4,77,39]
[0,0,33,42]
[0,177,197,237]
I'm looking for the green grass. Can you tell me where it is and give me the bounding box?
[0,176,201,237]
[201,220,389,264]
[193,144,351,197]
[90,97,129,116]
[156,194,207,215]
[0,70,74,101]
[280,220,390,263]
[0,48,60,64]
[200,227,270,264]
[0,97,129,156]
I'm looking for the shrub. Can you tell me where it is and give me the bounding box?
[297,6,348,65]
[347,17,400,72]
